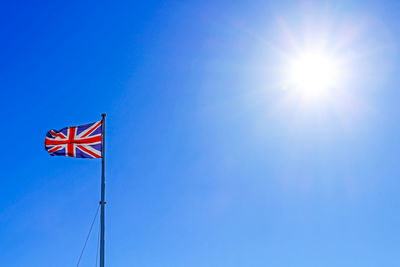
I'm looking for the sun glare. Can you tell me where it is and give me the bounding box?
[286,51,340,96]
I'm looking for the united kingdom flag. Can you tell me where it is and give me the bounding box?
[45,120,103,158]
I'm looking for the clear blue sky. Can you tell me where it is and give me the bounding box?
[1,0,400,266]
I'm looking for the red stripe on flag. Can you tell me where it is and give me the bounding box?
[45,135,101,146]
[81,121,102,138]
[67,127,76,157]
[77,145,101,158]
[48,146,62,153]
[50,130,67,139]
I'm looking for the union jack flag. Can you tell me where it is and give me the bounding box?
[45,121,103,158]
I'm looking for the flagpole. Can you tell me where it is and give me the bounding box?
[100,113,106,267]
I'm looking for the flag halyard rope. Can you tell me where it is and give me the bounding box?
[76,205,100,267]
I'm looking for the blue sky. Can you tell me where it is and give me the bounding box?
[1,0,400,266]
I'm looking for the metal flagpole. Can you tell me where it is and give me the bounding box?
[100,113,106,267]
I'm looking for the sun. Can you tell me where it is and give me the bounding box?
[286,51,341,96]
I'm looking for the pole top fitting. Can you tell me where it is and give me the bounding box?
[101,113,107,118]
